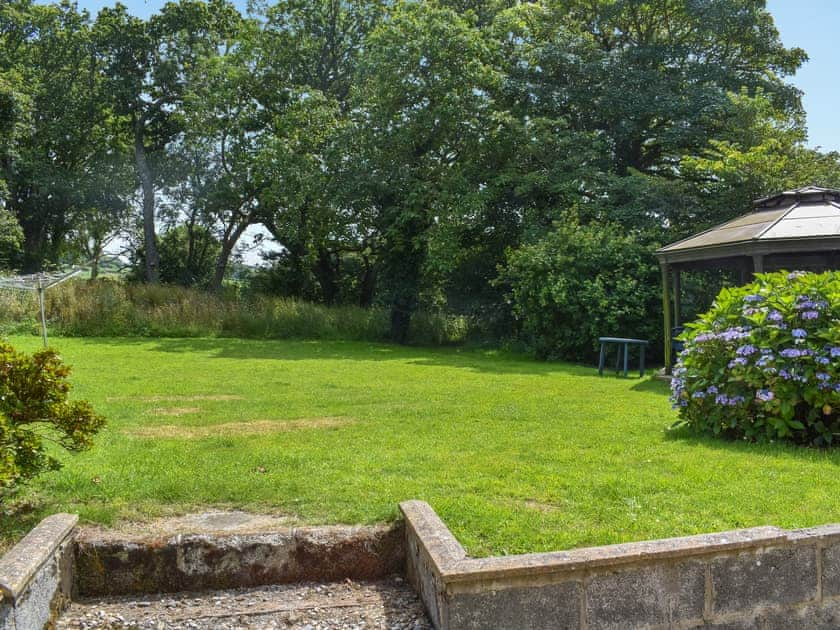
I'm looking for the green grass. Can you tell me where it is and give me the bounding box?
[4,335,840,557]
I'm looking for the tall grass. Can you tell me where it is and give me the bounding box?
[0,280,469,345]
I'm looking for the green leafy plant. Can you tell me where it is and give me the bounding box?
[500,220,661,361]
[671,271,840,445]
[0,342,105,496]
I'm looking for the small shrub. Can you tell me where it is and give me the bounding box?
[0,342,105,497]
[671,271,840,446]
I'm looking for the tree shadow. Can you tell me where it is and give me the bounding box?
[663,424,840,465]
[0,499,49,553]
[631,378,671,395]
[67,336,615,378]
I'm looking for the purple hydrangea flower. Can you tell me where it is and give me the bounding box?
[780,348,801,359]
[715,394,729,405]
[736,345,757,356]
[707,385,718,394]
[817,372,831,381]
[831,347,840,358]
[801,311,819,320]
[728,358,748,368]
[767,310,784,322]
[817,356,831,365]
[744,294,764,303]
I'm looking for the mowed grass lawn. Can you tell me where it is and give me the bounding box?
[5,335,840,556]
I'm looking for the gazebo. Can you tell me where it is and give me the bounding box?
[655,186,840,373]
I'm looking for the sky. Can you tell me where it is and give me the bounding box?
[56,0,840,153]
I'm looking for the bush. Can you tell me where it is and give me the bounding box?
[500,221,661,361]
[671,271,840,446]
[0,342,105,497]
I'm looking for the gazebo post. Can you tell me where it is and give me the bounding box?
[672,268,682,328]
[661,262,672,375]
[752,254,764,276]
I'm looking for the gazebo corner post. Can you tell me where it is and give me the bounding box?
[660,260,672,375]
[672,267,682,328]
[752,254,764,277]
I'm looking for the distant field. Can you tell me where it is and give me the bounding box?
[4,335,840,556]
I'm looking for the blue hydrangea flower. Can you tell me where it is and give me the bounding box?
[767,310,784,322]
[756,389,774,402]
[736,345,757,356]
[744,294,764,303]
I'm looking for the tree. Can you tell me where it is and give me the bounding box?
[94,0,240,283]
[350,2,500,341]
[2,1,124,271]
[0,209,23,270]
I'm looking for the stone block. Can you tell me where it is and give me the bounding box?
[585,560,706,629]
[711,546,816,615]
[762,599,840,630]
[448,580,581,630]
[822,541,840,598]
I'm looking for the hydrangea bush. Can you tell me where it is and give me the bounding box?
[671,271,840,446]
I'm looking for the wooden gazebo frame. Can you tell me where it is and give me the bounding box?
[655,186,840,374]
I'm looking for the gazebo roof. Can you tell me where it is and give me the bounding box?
[656,186,840,265]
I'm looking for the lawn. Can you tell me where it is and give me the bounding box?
[4,335,840,556]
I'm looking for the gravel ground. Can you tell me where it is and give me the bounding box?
[57,577,431,630]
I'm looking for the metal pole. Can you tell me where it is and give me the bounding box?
[38,279,47,348]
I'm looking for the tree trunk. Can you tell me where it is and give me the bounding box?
[134,119,159,283]
[358,253,375,307]
[90,244,101,280]
[210,221,248,291]
[315,247,339,305]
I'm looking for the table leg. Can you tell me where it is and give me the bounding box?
[598,343,605,376]
[623,343,629,377]
[639,345,645,378]
[614,346,621,373]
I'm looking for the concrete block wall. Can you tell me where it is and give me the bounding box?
[0,514,77,630]
[401,501,840,629]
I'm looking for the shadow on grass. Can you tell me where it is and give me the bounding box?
[69,336,615,378]
[0,499,48,553]
[631,378,671,395]
[664,424,840,465]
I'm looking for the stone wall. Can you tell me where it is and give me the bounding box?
[0,514,77,630]
[401,500,840,629]
[75,523,405,596]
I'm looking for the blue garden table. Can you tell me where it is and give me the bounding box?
[598,337,649,378]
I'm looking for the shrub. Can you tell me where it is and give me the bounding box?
[0,342,105,497]
[500,221,661,361]
[671,271,840,446]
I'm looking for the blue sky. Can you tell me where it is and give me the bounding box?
[47,0,840,152]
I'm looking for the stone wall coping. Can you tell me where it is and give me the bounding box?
[0,513,77,600]
[400,500,467,578]
[399,500,809,585]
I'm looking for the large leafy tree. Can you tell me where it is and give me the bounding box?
[351,1,500,341]
[94,0,239,283]
[1,0,131,271]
